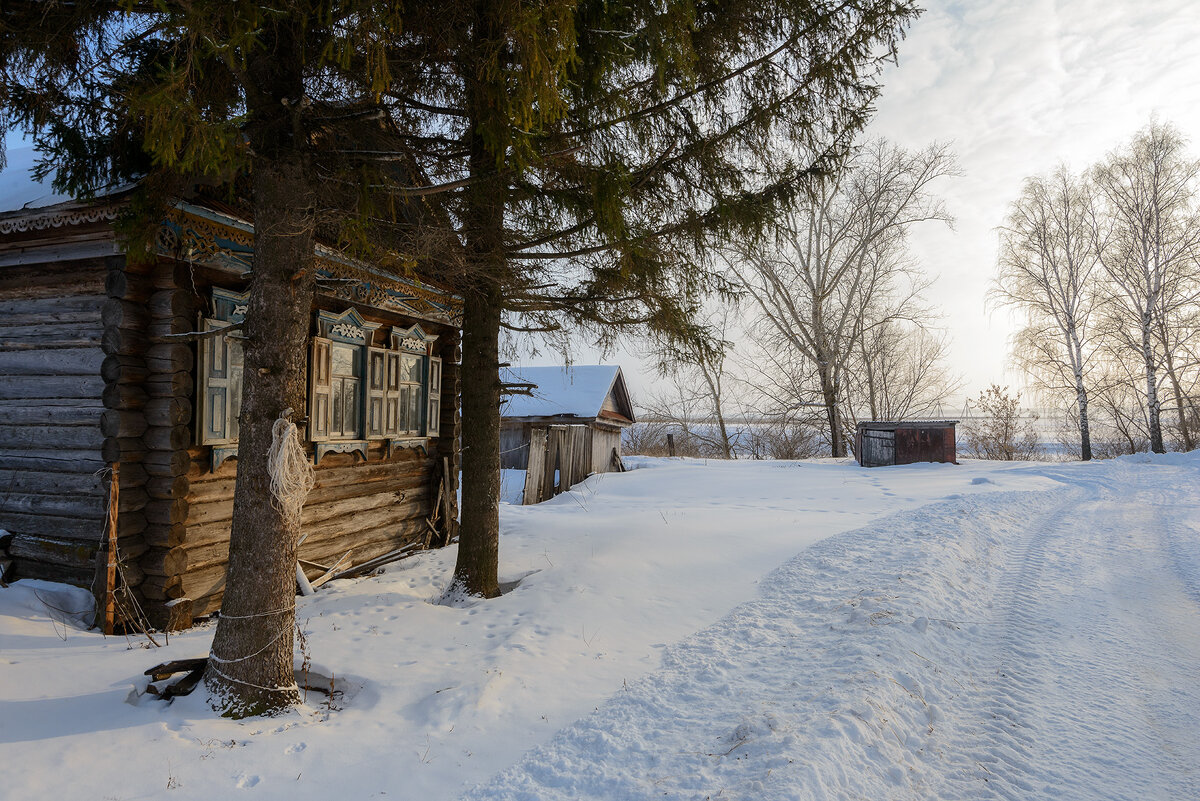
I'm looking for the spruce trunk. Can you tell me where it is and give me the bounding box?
[453,284,502,598]
[203,158,316,715]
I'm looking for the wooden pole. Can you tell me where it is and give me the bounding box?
[667,433,675,458]
[104,462,120,635]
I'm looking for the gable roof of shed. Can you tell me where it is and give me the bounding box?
[500,365,635,423]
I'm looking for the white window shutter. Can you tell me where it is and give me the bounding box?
[309,336,333,441]
[426,356,442,437]
[366,346,387,438]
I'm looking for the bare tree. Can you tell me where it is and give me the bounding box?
[849,321,960,422]
[1091,121,1200,454]
[962,385,1041,461]
[729,139,957,456]
[647,306,742,459]
[992,166,1101,460]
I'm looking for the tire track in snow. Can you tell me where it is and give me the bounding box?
[938,464,1200,801]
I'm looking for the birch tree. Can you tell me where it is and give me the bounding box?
[729,139,957,456]
[1091,121,1200,454]
[993,166,1101,460]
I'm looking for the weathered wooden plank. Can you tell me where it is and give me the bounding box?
[0,403,103,426]
[101,437,148,464]
[101,298,150,331]
[143,425,190,451]
[143,522,185,548]
[100,354,148,384]
[0,510,145,541]
[144,498,189,526]
[0,259,106,297]
[144,371,193,399]
[102,382,149,410]
[184,481,429,529]
[0,448,107,474]
[147,290,195,320]
[101,410,149,438]
[101,327,148,356]
[0,322,102,350]
[144,397,191,428]
[180,491,432,560]
[143,449,190,478]
[106,266,152,303]
[0,468,106,496]
[145,343,193,374]
[0,424,103,450]
[0,347,104,376]
[0,374,104,400]
[0,294,105,324]
[140,573,184,601]
[184,459,433,505]
[147,474,189,500]
[12,560,95,588]
[8,533,98,568]
[140,546,187,578]
[0,487,146,518]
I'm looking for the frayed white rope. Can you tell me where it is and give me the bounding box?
[219,604,296,621]
[267,408,315,529]
[209,625,291,665]
[207,661,300,695]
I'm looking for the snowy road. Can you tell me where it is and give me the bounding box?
[468,457,1200,800]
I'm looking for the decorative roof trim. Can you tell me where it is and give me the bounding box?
[0,201,122,234]
[166,202,462,325]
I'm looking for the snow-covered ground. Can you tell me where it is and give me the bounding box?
[2,455,1198,800]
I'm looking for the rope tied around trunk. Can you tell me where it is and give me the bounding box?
[267,408,315,529]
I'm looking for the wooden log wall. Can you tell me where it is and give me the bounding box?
[157,443,439,619]
[0,255,149,603]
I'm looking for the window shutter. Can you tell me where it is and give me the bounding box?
[309,337,333,441]
[366,346,387,438]
[384,351,401,437]
[197,319,239,445]
[426,356,442,437]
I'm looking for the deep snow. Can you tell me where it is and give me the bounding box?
[2,455,1197,800]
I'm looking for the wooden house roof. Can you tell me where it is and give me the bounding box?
[500,365,636,425]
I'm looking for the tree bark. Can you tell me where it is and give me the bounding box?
[1141,313,1166,454]
[452,4,505,599]
[817,359,844,457]
[454,283,502,598]
[203,21,315,714]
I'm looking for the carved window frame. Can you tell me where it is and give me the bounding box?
[196,289,249,459]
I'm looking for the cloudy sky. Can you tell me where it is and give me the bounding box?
[516,0,1200,409]
[864,0,1200,404]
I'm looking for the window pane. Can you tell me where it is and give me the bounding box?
[344,378,359,434]
[332,344,356,376]
[332,378,344,433]
[402,354,422,383]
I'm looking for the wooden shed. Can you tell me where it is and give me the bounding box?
[499,365,634,502]
[0,155,461,631]
[854,421,958,468]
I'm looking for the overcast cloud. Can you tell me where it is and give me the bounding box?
[868,0,1200,403]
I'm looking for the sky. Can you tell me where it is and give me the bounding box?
[5,2,1200,410]
[516,0,1200,411]
[863,0,1200,406]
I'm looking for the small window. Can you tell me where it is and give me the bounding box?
[196,289,248,446]
[309,308,378,443]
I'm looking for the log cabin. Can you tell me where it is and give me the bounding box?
[0,155,461,631]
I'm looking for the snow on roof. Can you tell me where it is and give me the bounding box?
[0,147,70,213]
[501,365,623,420]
